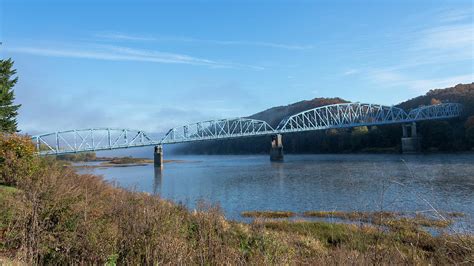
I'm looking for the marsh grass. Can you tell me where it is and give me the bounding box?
[302,210,397,221]
[241,211,296,218]
[301,210,453,228]
[260,219,473,264]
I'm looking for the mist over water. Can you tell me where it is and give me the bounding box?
[79,154,474,232]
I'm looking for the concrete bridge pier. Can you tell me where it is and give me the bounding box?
[270,134,284,161]
[154,145,163,168]
[401,122,421,153]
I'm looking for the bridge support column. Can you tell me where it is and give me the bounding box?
[154,145,163,168]
[270,134,284,162]
[401,122,421,153]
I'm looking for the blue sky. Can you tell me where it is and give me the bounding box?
[1,0,473,134]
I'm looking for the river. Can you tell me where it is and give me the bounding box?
[78,153,474,232]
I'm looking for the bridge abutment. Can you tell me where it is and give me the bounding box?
[401,122,421,153]
[154,145,163,168]
[270,134,284,161]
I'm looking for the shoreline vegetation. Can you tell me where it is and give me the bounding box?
[1,135,473,264]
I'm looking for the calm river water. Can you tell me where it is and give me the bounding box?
[78,154,474,231]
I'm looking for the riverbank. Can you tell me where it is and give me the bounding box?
[1,135,473,264]
[58,153,189,168]
[74,159,188,168]
[1,183,472,264]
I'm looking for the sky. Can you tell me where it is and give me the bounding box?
[0,0,473,135]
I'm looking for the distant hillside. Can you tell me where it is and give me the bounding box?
[249,97,348,128]
[398,83,474,117]
[175,83,474,154]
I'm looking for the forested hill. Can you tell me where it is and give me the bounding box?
[397,83,474,117]
[174,83,474,154]
[249,97,349,128]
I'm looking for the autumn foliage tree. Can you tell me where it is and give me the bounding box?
[430,98,442,105]
[0,134,37,186]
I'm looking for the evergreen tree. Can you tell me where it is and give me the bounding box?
[0,58,21,133]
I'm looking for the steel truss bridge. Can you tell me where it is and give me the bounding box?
[33,102,462,156]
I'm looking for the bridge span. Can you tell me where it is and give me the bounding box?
[32,102,463,165]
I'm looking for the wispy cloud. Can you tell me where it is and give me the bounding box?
[365,68,472,92]
[343,69,359,75]
[96,32,156,41]
[416,23,473,52]
[407,74,473,92]
[344,8,473,91]
[97,32,314,50]
[5,43,264,70]
[438,9,473,23]
[187,38,314,50]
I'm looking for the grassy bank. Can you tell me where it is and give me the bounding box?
[0,135,473,264]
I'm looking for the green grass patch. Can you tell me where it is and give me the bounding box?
[302,210,398,221]
[261,220,381,251]
[241,211,295,218]
[0,185,18,199]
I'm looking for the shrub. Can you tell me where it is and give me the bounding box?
[56,152,96,162]
[0,134,37,186]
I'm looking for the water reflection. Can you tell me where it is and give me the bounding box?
[153,167,162,195]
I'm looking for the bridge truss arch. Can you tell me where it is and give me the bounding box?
[276,103,409,132]
[33,128,157,155]
[160,117,275,144]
